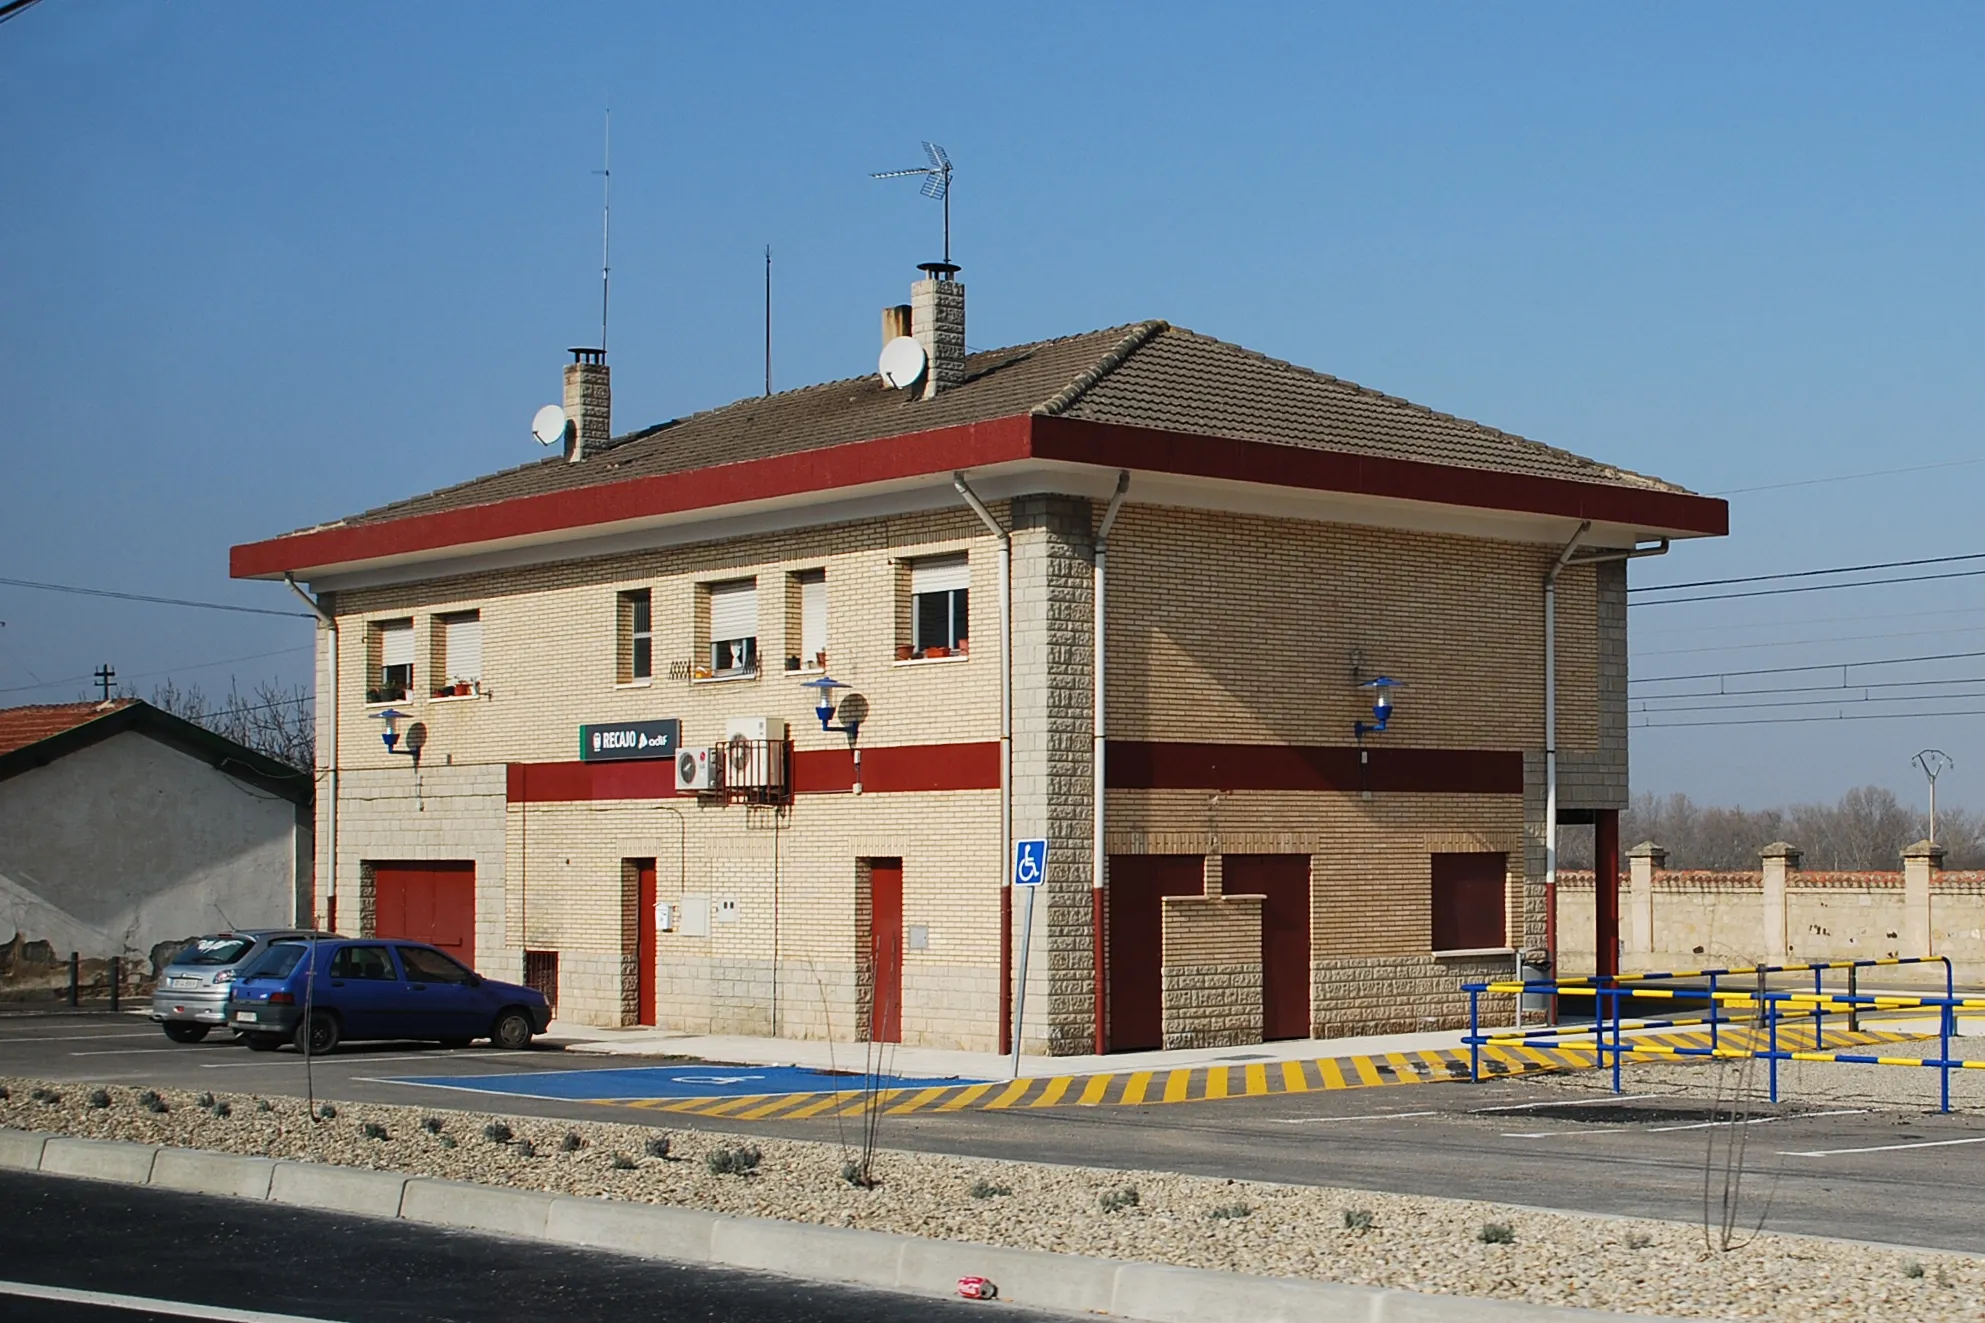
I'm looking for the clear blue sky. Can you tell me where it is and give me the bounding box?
[5,2,1985,813]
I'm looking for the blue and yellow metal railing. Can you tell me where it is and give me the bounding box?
[1463,956,1978,1112]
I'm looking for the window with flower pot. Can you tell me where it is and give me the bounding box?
[703,577,758,678]
[367,619,414,703]
[783,569,827,672]
[907,555,969,659]
[617,588,652,683]
[431,611,482,697]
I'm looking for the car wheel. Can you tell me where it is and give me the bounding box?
[437,1038,471,1049]
[490,1009,534,1050]
[245,1032,284,1052]
[161,1021,210,1044]
[295,1012,340,1056]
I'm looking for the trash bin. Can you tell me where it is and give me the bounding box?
[1520,958,1552,1017]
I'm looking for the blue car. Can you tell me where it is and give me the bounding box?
[227,937,551,1054]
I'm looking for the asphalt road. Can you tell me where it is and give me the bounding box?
[7,1010,1985,1255]
[0,1166,1066,1322]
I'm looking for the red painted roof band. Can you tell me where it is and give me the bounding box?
[231,415,1726,580]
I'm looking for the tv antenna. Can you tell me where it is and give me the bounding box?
[871,141,953,264]
[764,244,772,397]
[595,108,611,354]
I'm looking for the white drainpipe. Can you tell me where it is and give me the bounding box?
[952,475,1012,1043]
[286,574,336,932]
[1092,471,1129,1053]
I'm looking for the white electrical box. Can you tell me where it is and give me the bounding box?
[678,894,711,938]
[656,903,673,932]
[716,897,740,924]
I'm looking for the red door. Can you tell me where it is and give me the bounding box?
[869,860,903,1043]
[372,862,475,954]
[1106,855,1204,1051]
[636,860,658,1026]
[1225,854,1312,1041]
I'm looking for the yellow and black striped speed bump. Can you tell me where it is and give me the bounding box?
[583,1023,1925,1122]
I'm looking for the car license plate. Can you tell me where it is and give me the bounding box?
[235,1012,257,1023]
[169,976,200,989]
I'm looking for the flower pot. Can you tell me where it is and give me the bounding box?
[926,645,950,659]
[895,645,915,662]
[784,655,801,672]
[454,682,471,696]
[814,650,828,669]
[956,638,969,655]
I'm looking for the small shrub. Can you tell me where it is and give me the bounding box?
[1625,1231,1652,1250]
[560,1131,584,1153]
[195,1092,214,1108]
[30,1087,59,1105]
[514,1138,537,1158]
[438,1135,458,1150]
[1478,1222,1516,1245]
[1343,1208,1374,1232]
[420,1116,445,1135]
[706,1145,762,1176]
[210,1101,231,1119]
[255,1098,273,1113]
[842,1159,880,1189]
[1905,1262,1926,1280]
[1098,1186,1141,1214]
[483,1122,513,1145]
[1209,1203,1253,1221]
[969,1179,1012,1199]
[361,1122,388,1141]
[610,1153,637,1170]
[644,1135,672,1160]
[0,1085,9,1100]
[316,1104,337,1121]
[87,1089,112,1110]
[138,1090,168,1115]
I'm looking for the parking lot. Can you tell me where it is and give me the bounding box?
[8,1007,1985,1255]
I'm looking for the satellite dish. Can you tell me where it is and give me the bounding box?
[879,336,927,390]
[531,404,569,447]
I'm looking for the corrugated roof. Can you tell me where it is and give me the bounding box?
[0,700,134,758]
[327,322,1689,533]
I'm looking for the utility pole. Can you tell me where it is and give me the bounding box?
[93,664,116,701]
[1913,749,1954,843]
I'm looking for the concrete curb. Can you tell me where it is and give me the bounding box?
[0,1128,1683,1322]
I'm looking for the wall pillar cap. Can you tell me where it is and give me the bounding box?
[1758,841,1803,866]
[1626,841,1667,864]
[1902,839,1947,864]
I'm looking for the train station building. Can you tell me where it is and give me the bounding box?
[231,268,1726,1054]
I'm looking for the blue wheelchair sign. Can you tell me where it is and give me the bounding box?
[1013,838,1047,887]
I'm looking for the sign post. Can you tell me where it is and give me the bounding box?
[1009,838,1047,1080]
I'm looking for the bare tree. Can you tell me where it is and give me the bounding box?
[1619,786,1985,871]
[149,678,314,770]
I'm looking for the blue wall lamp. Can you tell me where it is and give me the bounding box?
[1354,676,1403,741]
[371,708,426,762]
[802,675,863,738]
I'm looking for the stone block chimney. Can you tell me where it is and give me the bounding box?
[910,263,965,400]
[563,347,611,463]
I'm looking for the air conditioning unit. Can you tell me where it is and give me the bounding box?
[723,716,787,788]
[674,746,719,793]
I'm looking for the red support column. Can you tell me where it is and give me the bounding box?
[1595,809,1621,978]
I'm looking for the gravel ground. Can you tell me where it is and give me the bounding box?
[3,1076,1982,1321]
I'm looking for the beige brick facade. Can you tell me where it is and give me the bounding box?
[305,494,1616,1050]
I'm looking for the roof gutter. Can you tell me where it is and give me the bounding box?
[286,574,337,933]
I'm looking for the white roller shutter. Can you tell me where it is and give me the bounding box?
[443,613,482,681]
[910,555,969,594]
[379,622,414,667]
[799,572,827,661]
[708,579,758,640]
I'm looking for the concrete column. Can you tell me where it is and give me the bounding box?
[1902,839,1943,958]
[1625,841,1665,959]
[1758,842,1800,963]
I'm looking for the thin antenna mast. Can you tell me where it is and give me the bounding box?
[595,109,611,354]
[764,244,772,397]
[870,142,953,264]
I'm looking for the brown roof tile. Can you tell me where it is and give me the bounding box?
[0,700,134,758]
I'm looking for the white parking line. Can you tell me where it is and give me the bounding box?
[1645,1108,1867,1134]
[1781,1135,1985,1158]
[69,1048,190,1057]
[1269,1110,1436,1125]
[0,1279,351,1322]
[0,1032,162,1044]
[1469,1094,1655,1114]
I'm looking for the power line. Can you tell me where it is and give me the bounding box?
[1636,602,1985,640]
[1633,647,1985,688]
[1636,622,1985,660]
[1634,683,1985,715]
[1634,705,1985,730]
[0,644,314,697]
[1714,456,1985,497]
[1631,551,1985,595]
[1630,567,1985,608]
[0,576,315,620]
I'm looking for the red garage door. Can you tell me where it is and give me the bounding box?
[1106,855,1205,1052]
[1224,854,1312,1041]
[373,862,475,953]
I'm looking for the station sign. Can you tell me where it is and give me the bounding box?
[579,718,680,762]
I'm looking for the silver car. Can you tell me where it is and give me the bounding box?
[151,930,328,1042]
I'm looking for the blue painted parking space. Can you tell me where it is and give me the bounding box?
[384,1063,984,1102]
